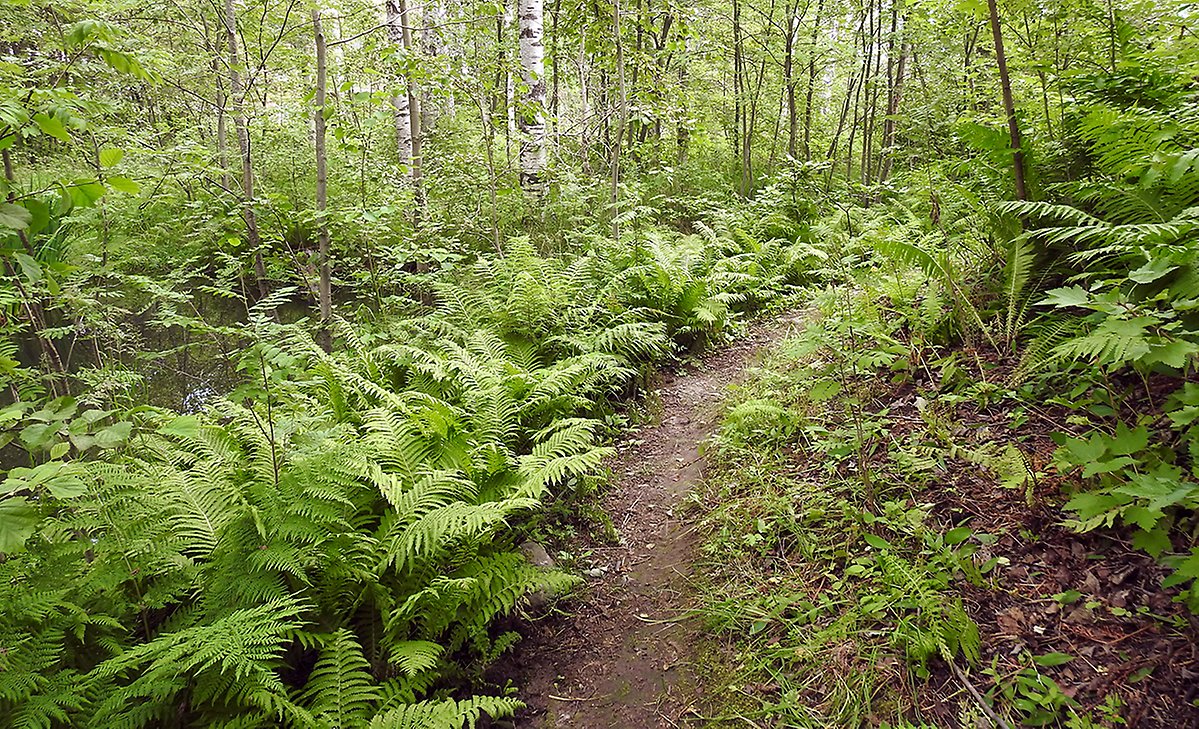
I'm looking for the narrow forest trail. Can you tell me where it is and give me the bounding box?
[504,311,808,728]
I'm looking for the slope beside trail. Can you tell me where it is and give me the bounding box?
[500,312,807,728]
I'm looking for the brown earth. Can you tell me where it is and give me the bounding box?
[494,312,807,729]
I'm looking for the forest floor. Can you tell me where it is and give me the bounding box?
[496,310,809,728]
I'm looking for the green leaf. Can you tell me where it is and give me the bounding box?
[159,415,202,439]
[19,422,58,449]
[1132,526,1172,557]
[1033,652,1074,667]
[863,534,891,550]
[1161,549,1199,588]
[23,198,49,236]
[1052,590,1082,604]
[944,526,972,545]
[807,380,841,402]
[93,421,132,449]
[106,175,140,194]
[98,147,124,167]
[1143,339,1199,369]
[1129,256,1178,284]
[1108,423,1149,456]
[0,202,32,231]
[0,497,38,553]
[33,112,71,143]
[69,180,106,208]
[1040,286,1090,308]
[13,252,42,283]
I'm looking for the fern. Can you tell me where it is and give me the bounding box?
[302,630,380,727]
[367,696,522,729]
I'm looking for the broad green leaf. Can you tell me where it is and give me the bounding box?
[159,415,202,439]
[1108,423,1149,456]
[1039,286,1090,308]
[1143,339,1199,368]
[13,252,42,283]
[1129,257,1178,284]
[0,497,38,553]
[1132,526,1172,557]
[23,198,49,236]
[944,526,972,545]
[69,180,106,208]
[1081,456,1136,478]
[33,112,71,143]
[0,201,32,231]
[98,147,124,167]
[19,422,57,449]
[807,380,841,401]
[106,175,140,194]
[93,421,133,449]
[862,534,891,550]
[1162,549,1199,588]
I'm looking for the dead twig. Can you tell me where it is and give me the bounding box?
[949,660,1014,729]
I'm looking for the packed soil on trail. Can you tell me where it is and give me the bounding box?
[496,313,806,729]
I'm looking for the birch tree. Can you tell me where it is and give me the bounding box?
[517,0,548,193]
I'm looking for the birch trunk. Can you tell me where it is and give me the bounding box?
[386,0,424,212]
[517,0,548,193]
[385,0,413,175]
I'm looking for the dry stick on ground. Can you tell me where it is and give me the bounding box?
[949,660,1015,729]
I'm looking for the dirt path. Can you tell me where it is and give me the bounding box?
[502,312,806,728]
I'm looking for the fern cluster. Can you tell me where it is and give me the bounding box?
[0,225,819,726]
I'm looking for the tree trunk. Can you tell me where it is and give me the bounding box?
[784,0,799,159]
[676,43,689,167]
[223,0,268,299]
[801,0,823,160]
[387,0,425,212]
[986,0,1028,200]
[421,0,445,132]
[387,1,412,170]
[517,0,548,193]
[611,0,627,238]
[733,0,750,197]
[313,9,332,352]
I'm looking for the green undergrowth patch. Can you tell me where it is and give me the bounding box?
[692,286,987,727]
[690,268,1175,727]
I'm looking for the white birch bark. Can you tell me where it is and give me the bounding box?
[517,0,547,193]
[386,0,413,174]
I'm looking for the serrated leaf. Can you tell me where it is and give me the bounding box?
[1039,286,1090,308]
[98,147,124,167]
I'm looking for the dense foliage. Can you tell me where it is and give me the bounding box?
[2,0,1198,723]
